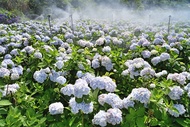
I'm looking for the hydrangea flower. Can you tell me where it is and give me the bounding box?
[56,76,66,85]
[34,51,42,59]
[101,56,113,71]
[92,59,100,69]
[106,108,122,125]
[69,97,93,114]
[96,37,105,46]
[168,86,184,100]
[140,68,155,78]
[155,70,168,78]
[11,72,20,80]
[81,72,95,84]
[160,53,170,61]
[55,60,64,69]
[167,73,186,85]
[98,93,123,109]
[49,70,61,82]
[60,84,74,96]
[0,67,10,77]
[0,83,20,96]
[129,87,151,104]
[73,79,90,98]
[90,76,116,92]
[168,104,186,117]
[33,70,47,83]
[102,46,111,53]
[1,59,15,68]
[49,102,64,115]
[123,58,152,78]
[92,110,107,127]
[141,50,151,58]
[122,97,135,109]
[0,45,6,54]
[151,56,161,66]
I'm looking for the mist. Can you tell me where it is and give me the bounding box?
[36,0,190,26]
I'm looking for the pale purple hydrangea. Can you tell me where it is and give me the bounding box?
[22,46,35,54]
[141,50,151,58]
[92,59,100,69]
[49,70,61,82]
[10,49,19,56]
[60,84,74,96]
[98,93,123,109]
[106,108,122,125]
[1,59,15,68]
[56,76,66,85]
[55,60,64,69]
[140,68,155,78]
[0,67,10,77]
[49,102,64,115]
[129,87,151,104]
[69,97,93,114]
[167,73,186,85]
[0,46,6,54]
[123,58,152,78]
[0,83,20,96]
[155,70,168,78]
[122,97,135,109]
[151,56,161,66]
[90,76,116,92]
[11,72,19,80]
[34,51,42,59]
[102,46,111,53]
[4,54,12,59]
[92,110,107,127]
[73,79,90,98]
[96,37,105,46]
[168,104,186,117]
[33,70,47,83]
[101,56,113,71]
[168,86,184,100]
[81,72,95,84]
[160,53,170,61]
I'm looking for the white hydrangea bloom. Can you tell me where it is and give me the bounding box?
[49,102,64,115]
[101,56,113,71]
[11,72,20,80]
[96,37,105,46]
[140,68,155,78]
[102,46,111,53]
[141,50,151,58]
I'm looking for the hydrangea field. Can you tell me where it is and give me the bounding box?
[0,19,190,127]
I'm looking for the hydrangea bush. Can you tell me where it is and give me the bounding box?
[0,19,190,127]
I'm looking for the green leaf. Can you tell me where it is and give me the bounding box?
[0,119,5,127]
[176,118,189,127]
[136,107,145,117]
[150,118,159,126]
[0,100,12,106]
[136,117,146,127]
[0,108,7,114]
[69,116,76,127]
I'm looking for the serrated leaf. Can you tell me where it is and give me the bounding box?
[0,100,12,106]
